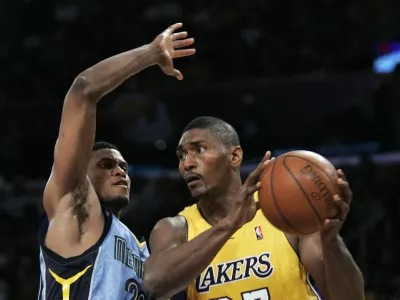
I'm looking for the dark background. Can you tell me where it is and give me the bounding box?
[1,0,400,298]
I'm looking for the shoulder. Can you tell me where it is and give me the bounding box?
[149,216,188,252]
[153,215,187,234]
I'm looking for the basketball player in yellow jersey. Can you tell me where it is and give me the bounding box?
[143,117,364,300]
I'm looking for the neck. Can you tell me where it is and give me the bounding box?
[112,209,121,219]
[197,174,242,226]
[100,196,128,219]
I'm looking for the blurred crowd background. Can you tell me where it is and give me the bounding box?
[1,0,400,299]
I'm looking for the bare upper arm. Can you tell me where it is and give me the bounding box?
[299,232,329,299]
[149,216,187,254]
[43,76,97,219]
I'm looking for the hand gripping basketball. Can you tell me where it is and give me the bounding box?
[226,151,275,231]
[320,169,353,242]
[242,151,274,195]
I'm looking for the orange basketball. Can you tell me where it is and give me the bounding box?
[258,150,340,235]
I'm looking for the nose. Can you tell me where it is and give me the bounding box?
[112,166,127,177]
[183,152,197,172]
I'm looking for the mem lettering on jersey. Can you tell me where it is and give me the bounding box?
[114,236,145,278]
[195,252,274,293]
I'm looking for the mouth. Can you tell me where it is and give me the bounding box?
[113,179,128,188]
[185,173,203,187]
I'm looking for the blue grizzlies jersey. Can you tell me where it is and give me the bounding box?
[38,208,149,300]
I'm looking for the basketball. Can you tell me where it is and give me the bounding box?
[258,150,340,235]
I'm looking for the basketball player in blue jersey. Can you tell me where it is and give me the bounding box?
[37,23,195,300]
[143,117,364,300]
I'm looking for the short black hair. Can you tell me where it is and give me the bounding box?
[183,116,240,148]
[93,141,119,152]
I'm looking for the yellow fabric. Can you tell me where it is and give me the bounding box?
[48,265,92,300]
[178,192,320,300]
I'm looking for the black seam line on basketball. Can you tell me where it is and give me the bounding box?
[283,157,324,225]
[286,155,341,219]
[270,157,306,235]
[285,155,336,187]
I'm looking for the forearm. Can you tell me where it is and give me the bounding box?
[322,237,364,300]
[49,44,158,201]
[79,44,158,101]
[144,222,233,299]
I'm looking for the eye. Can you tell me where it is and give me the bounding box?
[197,146,206,154]
[178,153,187,161]
[100,161,113,169]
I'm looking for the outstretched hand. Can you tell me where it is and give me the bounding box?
[151,23,196,80]
[320,169,352,243]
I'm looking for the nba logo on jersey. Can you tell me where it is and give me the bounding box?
[255,226,263,240]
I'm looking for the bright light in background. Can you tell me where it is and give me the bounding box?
[373,41,400,73]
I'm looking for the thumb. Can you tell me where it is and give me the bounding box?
[173,69,183,80]
[321,219,340,232]
[255,201,261,211]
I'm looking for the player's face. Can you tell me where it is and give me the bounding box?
[177,129,230,198]
[88,149,131,210]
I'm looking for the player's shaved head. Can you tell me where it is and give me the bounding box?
[93,141,119,152]
[182,117,240,149]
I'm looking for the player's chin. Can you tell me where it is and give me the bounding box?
[100,194,130,210]
[111,185,130,196]
[102,188,130,202]
[188,186,207,198]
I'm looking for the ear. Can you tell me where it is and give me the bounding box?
[229,146,243,168]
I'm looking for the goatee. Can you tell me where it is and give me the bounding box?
[99,195,129,212]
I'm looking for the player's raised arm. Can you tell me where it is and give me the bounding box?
[43,23,195,218]
[143,154,273,299]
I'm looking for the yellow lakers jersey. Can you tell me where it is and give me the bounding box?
[178,193,321,300]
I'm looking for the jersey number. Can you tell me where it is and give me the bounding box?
[125,278,145,300]
[217,287,270,300]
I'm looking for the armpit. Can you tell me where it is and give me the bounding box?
[72,178,90,233]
